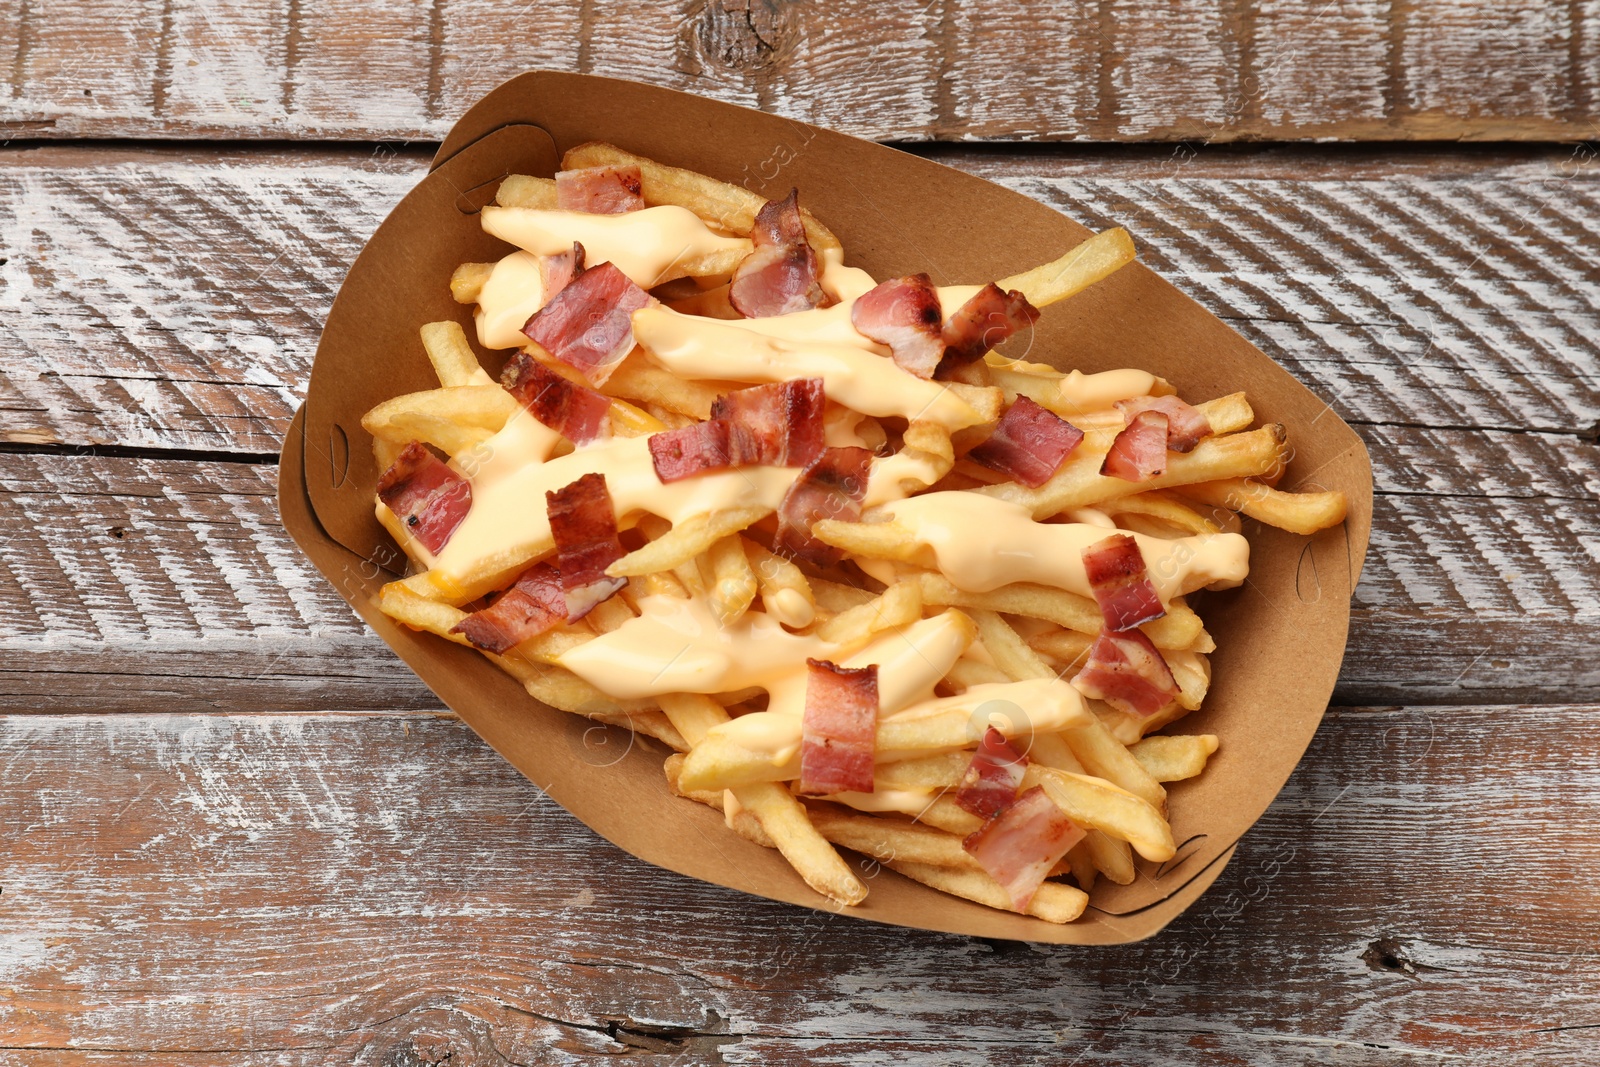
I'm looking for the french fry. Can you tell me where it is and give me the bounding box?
[376,582,476,648]
[1129,734,1219,782]
[742,538,816,627]
[419,320,490,387]
[1097,490,1221,536]
[998,227,1136,309]
[705,535,759,625]
[361,385,519,456]
[664,752,726,809]
[1027,628,1093,670]
[941,657,1014,692]
[885,859,1088,923]
[810,577,879,614]
[607,507,773,578]
[815,579,922,645]
[1026,733,1137,885]
[663,282,741,320]
[1022,764,1174,862]
[735,784,868,906]
[586,594,636,635]
[562,141,843,258]
[912,572,1204,650]
[912,796,986,836]
[1064,843,1098,892]
[805,806,978,869]
[496,173,558,209]
[603,355,727,419]
[1062,716,1167,813]
[1178,478,1350,536]
[977,424,1289,519]
[450,262,495,304]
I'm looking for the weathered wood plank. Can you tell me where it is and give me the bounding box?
[1,0,1594,142]
[0,707,1594,1063]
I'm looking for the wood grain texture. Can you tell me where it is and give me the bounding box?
[0,707,1595,1063]
[2,0,1596,142]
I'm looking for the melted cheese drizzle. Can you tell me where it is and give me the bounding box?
[480,205,750,289]
[878,492,1250,601]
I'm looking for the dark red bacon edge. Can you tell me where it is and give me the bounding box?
[523,261,655,386]
[1116,395,1213,453]
[1082,532,1166,633]
[648,419,732,484]
[376,441,473,555]
[940,283,1040,365]
[955,727,1029,819]
[728,189,826,319]
[501,351,612,444]
[1070,628,1180,719]
[1100,409,1170,482]
[775,445,874,565]
[449,562,566,653]
[798,659,879,796]
[712,377,827,469]
[555,165,645,214]
[545,472,627,622]
[539,241,586,299]
[962,786,1086,910]
[966,396,1085,488]
[849,274,945,379]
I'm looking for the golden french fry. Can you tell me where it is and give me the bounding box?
[585,595,636,636]
[604,355,727,420]
[376,582,475,647]
[419,320,490,388]
[734,784,868,906]
[809,577,881,614]
[608,398,667,437]
[815,580,922,645]
[1129,734,1219,782]
[656,691,731,748]
[810,519,926,567]
[999,228,1136,309]
[1064,842,1097,892]
[967,609,1055,684]
[664,282,741,320]
[941,657,1014,692]
[562,141,843,258]
[806,806,977,869]
[944,383,1004,425]
[1062,716,1167,813]
[1026,734,1136,885]
[1179,478,1349,536]
[450,262,495,304]
[706,535,758,626]
[496,173,558,209]
[1022,764,1174,862]
[607,507,773,578]
[978,424,1289,519]
[1027,628,1093,670]
[913,572,1203,650]
[742,538,816,627]
[663,752,726,809]
[885,859,1088,923]
[1097,491,1220,537]
[361,385,518,456]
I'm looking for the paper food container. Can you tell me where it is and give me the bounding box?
[279,71,1373,944]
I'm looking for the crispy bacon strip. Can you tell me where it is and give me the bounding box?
[963,786,1085,910]
[1071,628,1180,718]
[449,562,565,653]
[799,659,878,795]
[940,283,1040,365]
[376,441,472,555]
[555,165,645,214]
[1117,395,1213,453]
[775,445,874,565]
[712,378,827,468]
[540,241,586,299]
[850,274,945,378]
[500,351,611,444]
[1100,409,1169,482]
[1082,533,1165,632]
[523,262,654,386]
[728,189,825,318]
[546,472,627,622]
[647,420,731,483]
[955,727,1029,819]
[966,396,1085,487]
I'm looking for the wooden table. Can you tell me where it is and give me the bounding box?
[3,4,1597,1063]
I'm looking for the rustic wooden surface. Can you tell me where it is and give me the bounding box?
[3,7,1600,1064]
[2,0,1598,143]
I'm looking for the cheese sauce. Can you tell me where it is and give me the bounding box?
[480,205,750,289]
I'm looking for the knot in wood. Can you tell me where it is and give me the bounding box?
[693,0,795,73]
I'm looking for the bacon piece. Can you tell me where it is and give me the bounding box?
[728,189,825,318]
[545,472,627,621]
[449,562,565,653]
[798,659,878,795]
[965,396,1085,487]
[540,241,586,299]
[775,446,874,565]
[940,283,1040,365]
[1071,628,1180,718]
[1116,395,1213,453]
[522,262,654,386]
[648,419,731,483]
[712,378,827,468]
[1082,532,1165,633]
[555,165,644,214]
[500,351,611,444]
[1100,409,1169,482]
[849,274,945,378]
[376,441,472,555]
[962,786,1085,910]
[955,728,1029,819]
